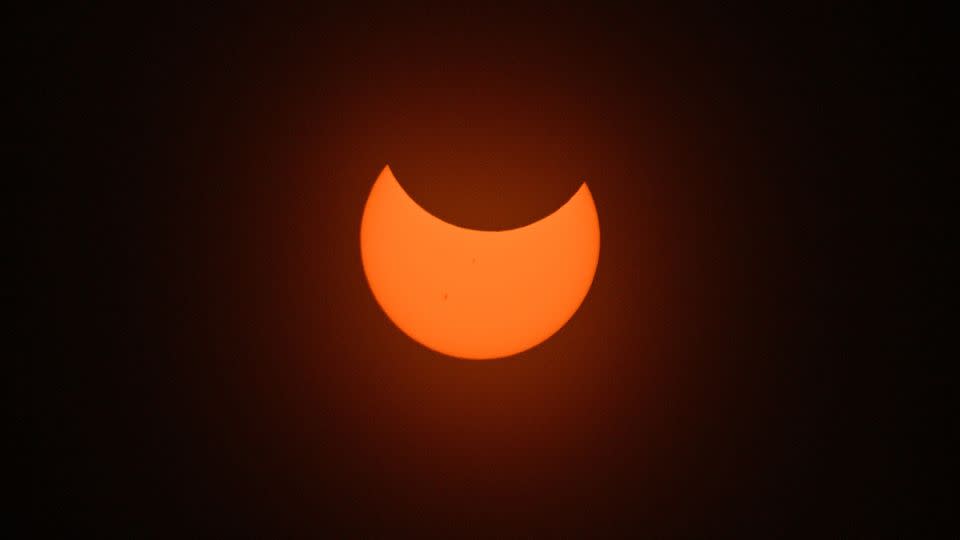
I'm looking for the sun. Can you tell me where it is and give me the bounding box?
[360,165,600,359]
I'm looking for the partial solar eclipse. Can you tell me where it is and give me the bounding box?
[360,165,600,360]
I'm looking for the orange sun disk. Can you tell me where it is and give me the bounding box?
[360,165,600,360]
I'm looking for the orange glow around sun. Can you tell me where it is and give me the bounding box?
[360,165,600,360]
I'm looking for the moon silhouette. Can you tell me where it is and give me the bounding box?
[360,165,600,360]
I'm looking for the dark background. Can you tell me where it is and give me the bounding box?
[13,4,948,537]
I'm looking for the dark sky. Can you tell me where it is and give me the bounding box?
[14,4,947,537]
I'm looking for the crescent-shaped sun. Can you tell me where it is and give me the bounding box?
[360,165,600,360]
